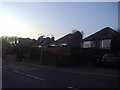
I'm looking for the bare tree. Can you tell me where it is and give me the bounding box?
[72,29,78,34]
[81,30,84,39]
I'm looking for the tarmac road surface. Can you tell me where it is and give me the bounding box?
[2,60,120,88]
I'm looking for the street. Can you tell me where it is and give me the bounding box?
[2,60,120,88]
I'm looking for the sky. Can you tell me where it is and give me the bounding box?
[0,2,118,40]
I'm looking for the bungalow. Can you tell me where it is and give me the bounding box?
[83,27,120,50]
[55,31,82,47]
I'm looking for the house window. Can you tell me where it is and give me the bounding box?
[90,41,96,48]
[102,39,111,49]
[83,41,91,48]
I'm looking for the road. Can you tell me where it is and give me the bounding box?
[2,60,120,88]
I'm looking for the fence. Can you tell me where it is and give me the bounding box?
[40,47,111,67]
[4,46,113,67]
[41,47,71,66]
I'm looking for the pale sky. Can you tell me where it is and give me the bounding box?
[0,2,118,40]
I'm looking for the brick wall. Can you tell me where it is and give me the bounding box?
[5,54,16,61]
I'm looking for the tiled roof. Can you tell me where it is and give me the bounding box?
[55,31,82,46]
[84,27,120,41]
[56,33,72,44]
